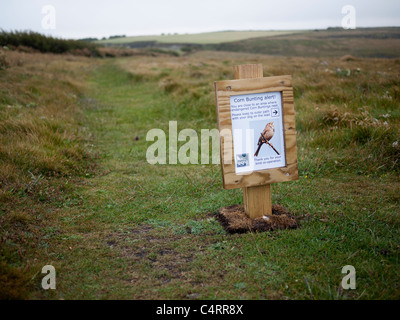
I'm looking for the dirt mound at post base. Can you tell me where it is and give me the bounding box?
[216,204,298,234]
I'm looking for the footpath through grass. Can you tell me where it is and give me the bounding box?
[1,50,399,299]
[57,54,400,299]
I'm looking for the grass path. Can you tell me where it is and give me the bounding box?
[32,57,400,300]
[43,62,240,299]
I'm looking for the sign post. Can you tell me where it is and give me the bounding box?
[215,64,298,219]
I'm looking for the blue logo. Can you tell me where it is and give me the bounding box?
[236,154,249,167]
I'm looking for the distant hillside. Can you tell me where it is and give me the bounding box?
[209,27,400,58]
[98,27,400,58]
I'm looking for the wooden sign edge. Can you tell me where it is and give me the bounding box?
[215,75,299,190]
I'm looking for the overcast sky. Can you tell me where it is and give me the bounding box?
[0,0,399,39]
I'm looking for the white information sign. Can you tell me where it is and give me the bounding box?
[230,91,286,174]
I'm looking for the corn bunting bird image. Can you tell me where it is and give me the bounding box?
[254,122,280,157]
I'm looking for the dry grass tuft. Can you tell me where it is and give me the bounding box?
[0,261,31,300]
[0,50,98,299]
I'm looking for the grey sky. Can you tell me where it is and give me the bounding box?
[0,0,399,39]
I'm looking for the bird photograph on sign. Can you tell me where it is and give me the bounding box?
[254,122,279,157]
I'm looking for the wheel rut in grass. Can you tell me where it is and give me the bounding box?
[105,224,201,282]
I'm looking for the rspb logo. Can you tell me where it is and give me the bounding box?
[236,153,249,168]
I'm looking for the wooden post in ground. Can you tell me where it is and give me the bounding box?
[234,64,272,219]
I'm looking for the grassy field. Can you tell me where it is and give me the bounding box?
[97,30,304,45]
[0,45,399,299]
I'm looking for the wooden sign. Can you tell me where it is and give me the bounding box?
[214,64,298,218]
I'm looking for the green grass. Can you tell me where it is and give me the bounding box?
[1,48,399,299]
[0,51,99,299]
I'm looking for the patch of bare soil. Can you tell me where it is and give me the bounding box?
[216,204,299,234]
[105,225,197,283]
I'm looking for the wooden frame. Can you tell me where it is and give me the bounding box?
[215,75,298,190]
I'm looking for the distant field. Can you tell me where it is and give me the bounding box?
[97,30,305,45]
